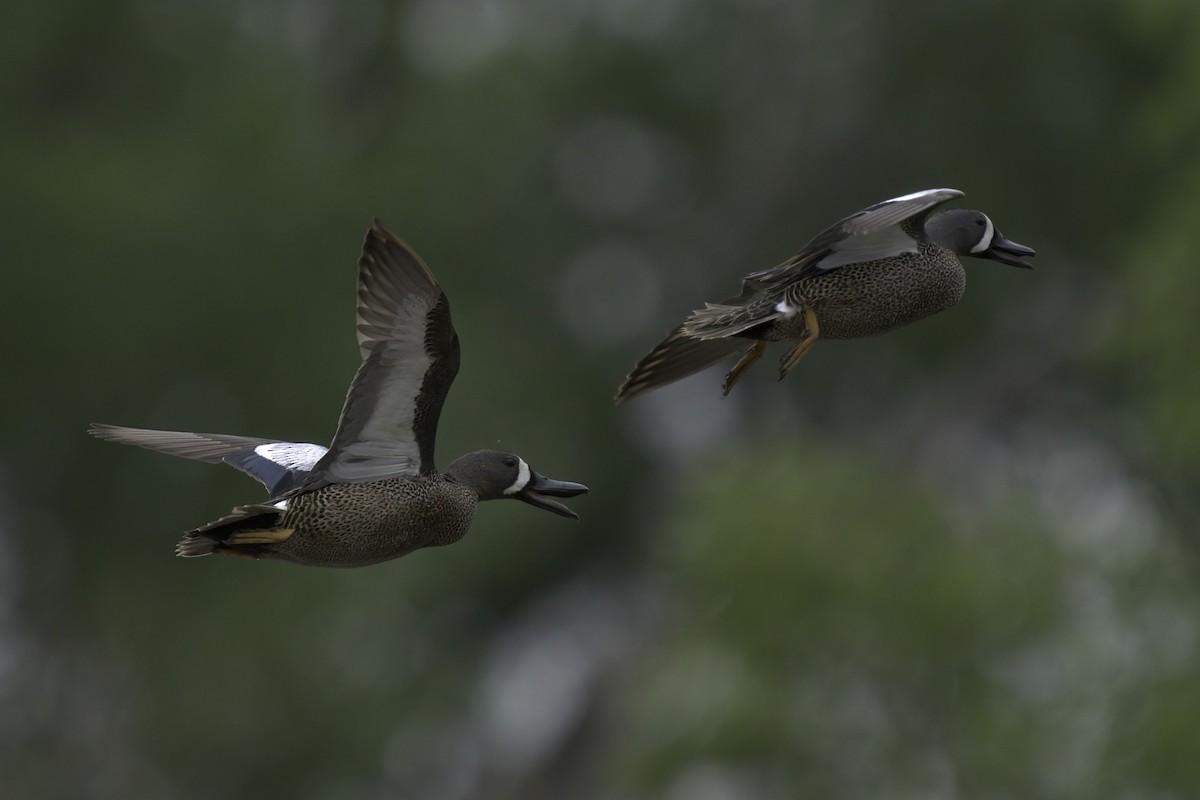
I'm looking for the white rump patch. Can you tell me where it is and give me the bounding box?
[254,442,327,471]
[970,215,995,254]
[774,300,797,316]
[272,499,289,511]
[503,458,531,495]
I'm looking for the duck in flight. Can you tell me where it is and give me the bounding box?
[615,188,1035,403]
[91,221,587,568]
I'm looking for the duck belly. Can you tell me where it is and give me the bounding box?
[269,479,478,568]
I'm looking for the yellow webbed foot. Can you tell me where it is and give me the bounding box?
[723,341,767,395]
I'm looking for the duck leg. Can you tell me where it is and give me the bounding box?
[778,306,820,380]
[723,341,767,395]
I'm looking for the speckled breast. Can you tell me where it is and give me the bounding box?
[268,477,479,568]
[796,244,967,339]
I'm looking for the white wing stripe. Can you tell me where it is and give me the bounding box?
[886,188,957,204]
[254,442,328,471]
[253,441,328,472]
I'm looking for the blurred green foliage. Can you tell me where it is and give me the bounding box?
[3,0,1200,798]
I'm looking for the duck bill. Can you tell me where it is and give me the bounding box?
[517,471,589,519]
[984,232,1036,269]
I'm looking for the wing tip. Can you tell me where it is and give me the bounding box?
[369,218,401,244]
[87,422,139,443]
[360,218,440,290]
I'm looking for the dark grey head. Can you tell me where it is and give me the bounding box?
[446,449,588,519]
[926,209,1036,269]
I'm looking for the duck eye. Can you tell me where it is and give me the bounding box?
[975,219,985,226]
[503,457,517,468]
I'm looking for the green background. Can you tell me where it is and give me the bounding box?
[4,0,1200,797]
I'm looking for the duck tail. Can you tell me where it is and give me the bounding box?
[175,534,218,558]
[615,326,743,404]
[176,504,286,559]
[680,298,782,340]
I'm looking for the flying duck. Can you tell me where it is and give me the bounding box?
[91,221,587,567]
[615,188,1035,402]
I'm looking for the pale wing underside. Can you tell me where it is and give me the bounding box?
[304,221,460,489]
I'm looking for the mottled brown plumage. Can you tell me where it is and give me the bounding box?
[182,474,478,567]
[615,189,1034,402]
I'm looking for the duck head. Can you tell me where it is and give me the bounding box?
[448,450,588,518]
[928,209,1036,269]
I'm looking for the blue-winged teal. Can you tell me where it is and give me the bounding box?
[91,221,587,568]
[615,188,1035,402]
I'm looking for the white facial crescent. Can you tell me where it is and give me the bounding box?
[503,458,531,495]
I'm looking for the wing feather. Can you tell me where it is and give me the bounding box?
[748,188,964,287]
[614,326,743,404]
[304,221,459,489]
[88,423,325,496]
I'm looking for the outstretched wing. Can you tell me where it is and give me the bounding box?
[748,188,964,288]
[88,423,325,497]
[303,220,460,490]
